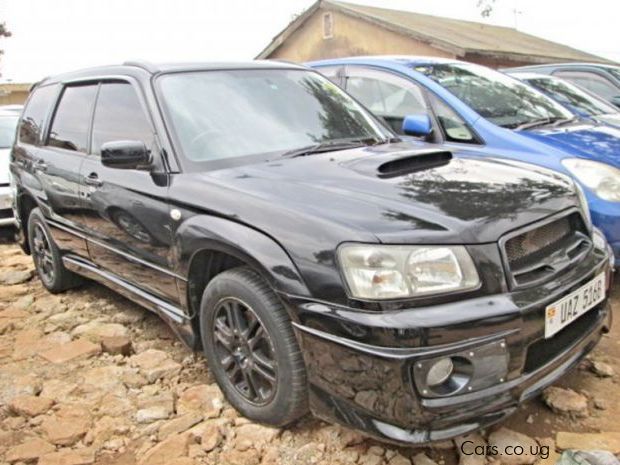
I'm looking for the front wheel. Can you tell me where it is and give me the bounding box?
[200,267,308,426]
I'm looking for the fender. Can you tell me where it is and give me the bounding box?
[173,214,312,315]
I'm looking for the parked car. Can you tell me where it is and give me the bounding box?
[0,105,22,227]
[11,61,613,445]
[504,63,620,109]
[308,57,620,266]
[506,72,620,129]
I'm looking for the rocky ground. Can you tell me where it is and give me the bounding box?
[0,239,618,465]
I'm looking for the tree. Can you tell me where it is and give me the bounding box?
[0,22,11,76]
[477,0,497,17]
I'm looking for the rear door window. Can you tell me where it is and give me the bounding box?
[18,84,59,145]
[91,82,153,155]
[47,84,98,152]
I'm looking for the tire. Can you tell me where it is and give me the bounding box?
[27,208,83,293]
[200,266,308,426]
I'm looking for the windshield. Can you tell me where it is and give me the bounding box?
[414,63,573,128]
[157,68,388,167]
[0,115,19,149]
[525,76,618,117]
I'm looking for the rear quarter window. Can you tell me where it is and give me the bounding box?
[18,84,59,145]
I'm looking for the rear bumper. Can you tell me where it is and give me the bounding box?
[284,251,612,445]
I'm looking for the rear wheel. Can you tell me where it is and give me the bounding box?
[27,208,83,293]
[200,267,308,426]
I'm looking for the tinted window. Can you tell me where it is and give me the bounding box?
[555,71,619,99]
[19,84,58,145]
[48,85,98,152]
[91,82,153,155]
[157,69,387,167]
[526,76,617,116]
[0,115,19,148]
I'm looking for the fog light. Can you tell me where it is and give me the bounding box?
[426,357,454,387]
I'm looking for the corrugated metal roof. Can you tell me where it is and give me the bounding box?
[257,0,611,64]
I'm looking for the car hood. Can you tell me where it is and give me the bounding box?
[519,121,620,168]
[0,148,10,185]
[173,143,577,245]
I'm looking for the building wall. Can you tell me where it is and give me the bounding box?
[268,9,456,63]
[0,84,30,105]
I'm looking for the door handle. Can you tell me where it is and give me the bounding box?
[33,159,48,172]
[84,173,103,187]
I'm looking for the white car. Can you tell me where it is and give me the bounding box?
[0,105,22,226]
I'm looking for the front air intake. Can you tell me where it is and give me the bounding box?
[377,151,452,178]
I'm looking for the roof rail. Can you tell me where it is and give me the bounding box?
[123,60,159,73]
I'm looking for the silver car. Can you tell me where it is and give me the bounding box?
[0,105,22,226]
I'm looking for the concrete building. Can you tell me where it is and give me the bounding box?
[257,0,610,68]
[0,81,31,105]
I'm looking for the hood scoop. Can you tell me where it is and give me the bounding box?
[376,151,453,178]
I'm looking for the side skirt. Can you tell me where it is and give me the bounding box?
[62,255,199,350]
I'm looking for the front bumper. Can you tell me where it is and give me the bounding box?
[0,186,16,227]
[590,203,620,267]
[284,250,612,445]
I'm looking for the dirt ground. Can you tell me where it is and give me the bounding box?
[0,235,618,465]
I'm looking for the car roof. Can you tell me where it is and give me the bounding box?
[38,60,308,85]
[312,55,462,66]
[506,71,552,80]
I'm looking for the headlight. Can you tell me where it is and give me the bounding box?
[562,158,620,202]
[338,244,480,300]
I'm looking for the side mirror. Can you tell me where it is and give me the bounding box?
[611,96,620,109]
[101,140,151,170]
[402,114,433,137]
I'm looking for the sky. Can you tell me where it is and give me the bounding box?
[0,0,618,82]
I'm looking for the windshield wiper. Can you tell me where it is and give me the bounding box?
[512,117,567,131]
[281,137,383,158]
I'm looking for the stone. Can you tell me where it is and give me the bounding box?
[556,432,620,454]
[0,374,42,403]
[136,391,175,423]
[158,412,204,440]
[234,423,280,451]
[40,380,78,402]
[542,387,588,417]
[454,433,487,465]
[359,452,383,465]
[169,459,196,465]
[138,432,193,465]
[177,384,224,418]
[5,438,55,463]
[413,453,440,465]
[0,269,34,285]
[41,404,91,446]
[38,448,96,465]
[129,349,182,383]
[0,308,30,320]
[9,395,54,417]
[101,335,132,355]
[388,454,412,465]
[122,371,148,389]
[590,361,614,378]
[200,421,223,451]
[83,415,130,447]
[488,428,538,465]
[535,437,559,465]
[39,339,101,364]
[294,442,325,462]
[71,321,129,342]
[111,307,146,324]
[219,449,261,465]
[14,294,35,310]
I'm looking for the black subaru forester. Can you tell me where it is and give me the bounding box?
[10,61,613,444]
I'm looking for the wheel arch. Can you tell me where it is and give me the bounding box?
[175,215,310,325]
[15,188,39,254]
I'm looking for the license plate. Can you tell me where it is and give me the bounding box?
[545,272,606,339]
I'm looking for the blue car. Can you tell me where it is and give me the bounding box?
[507,72,620,129]
[504,63,620,109]
[308,56,620,265]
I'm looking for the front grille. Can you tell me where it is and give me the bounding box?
[524,306,601,373]
[0,208,12,219]
[502,212,591,288]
